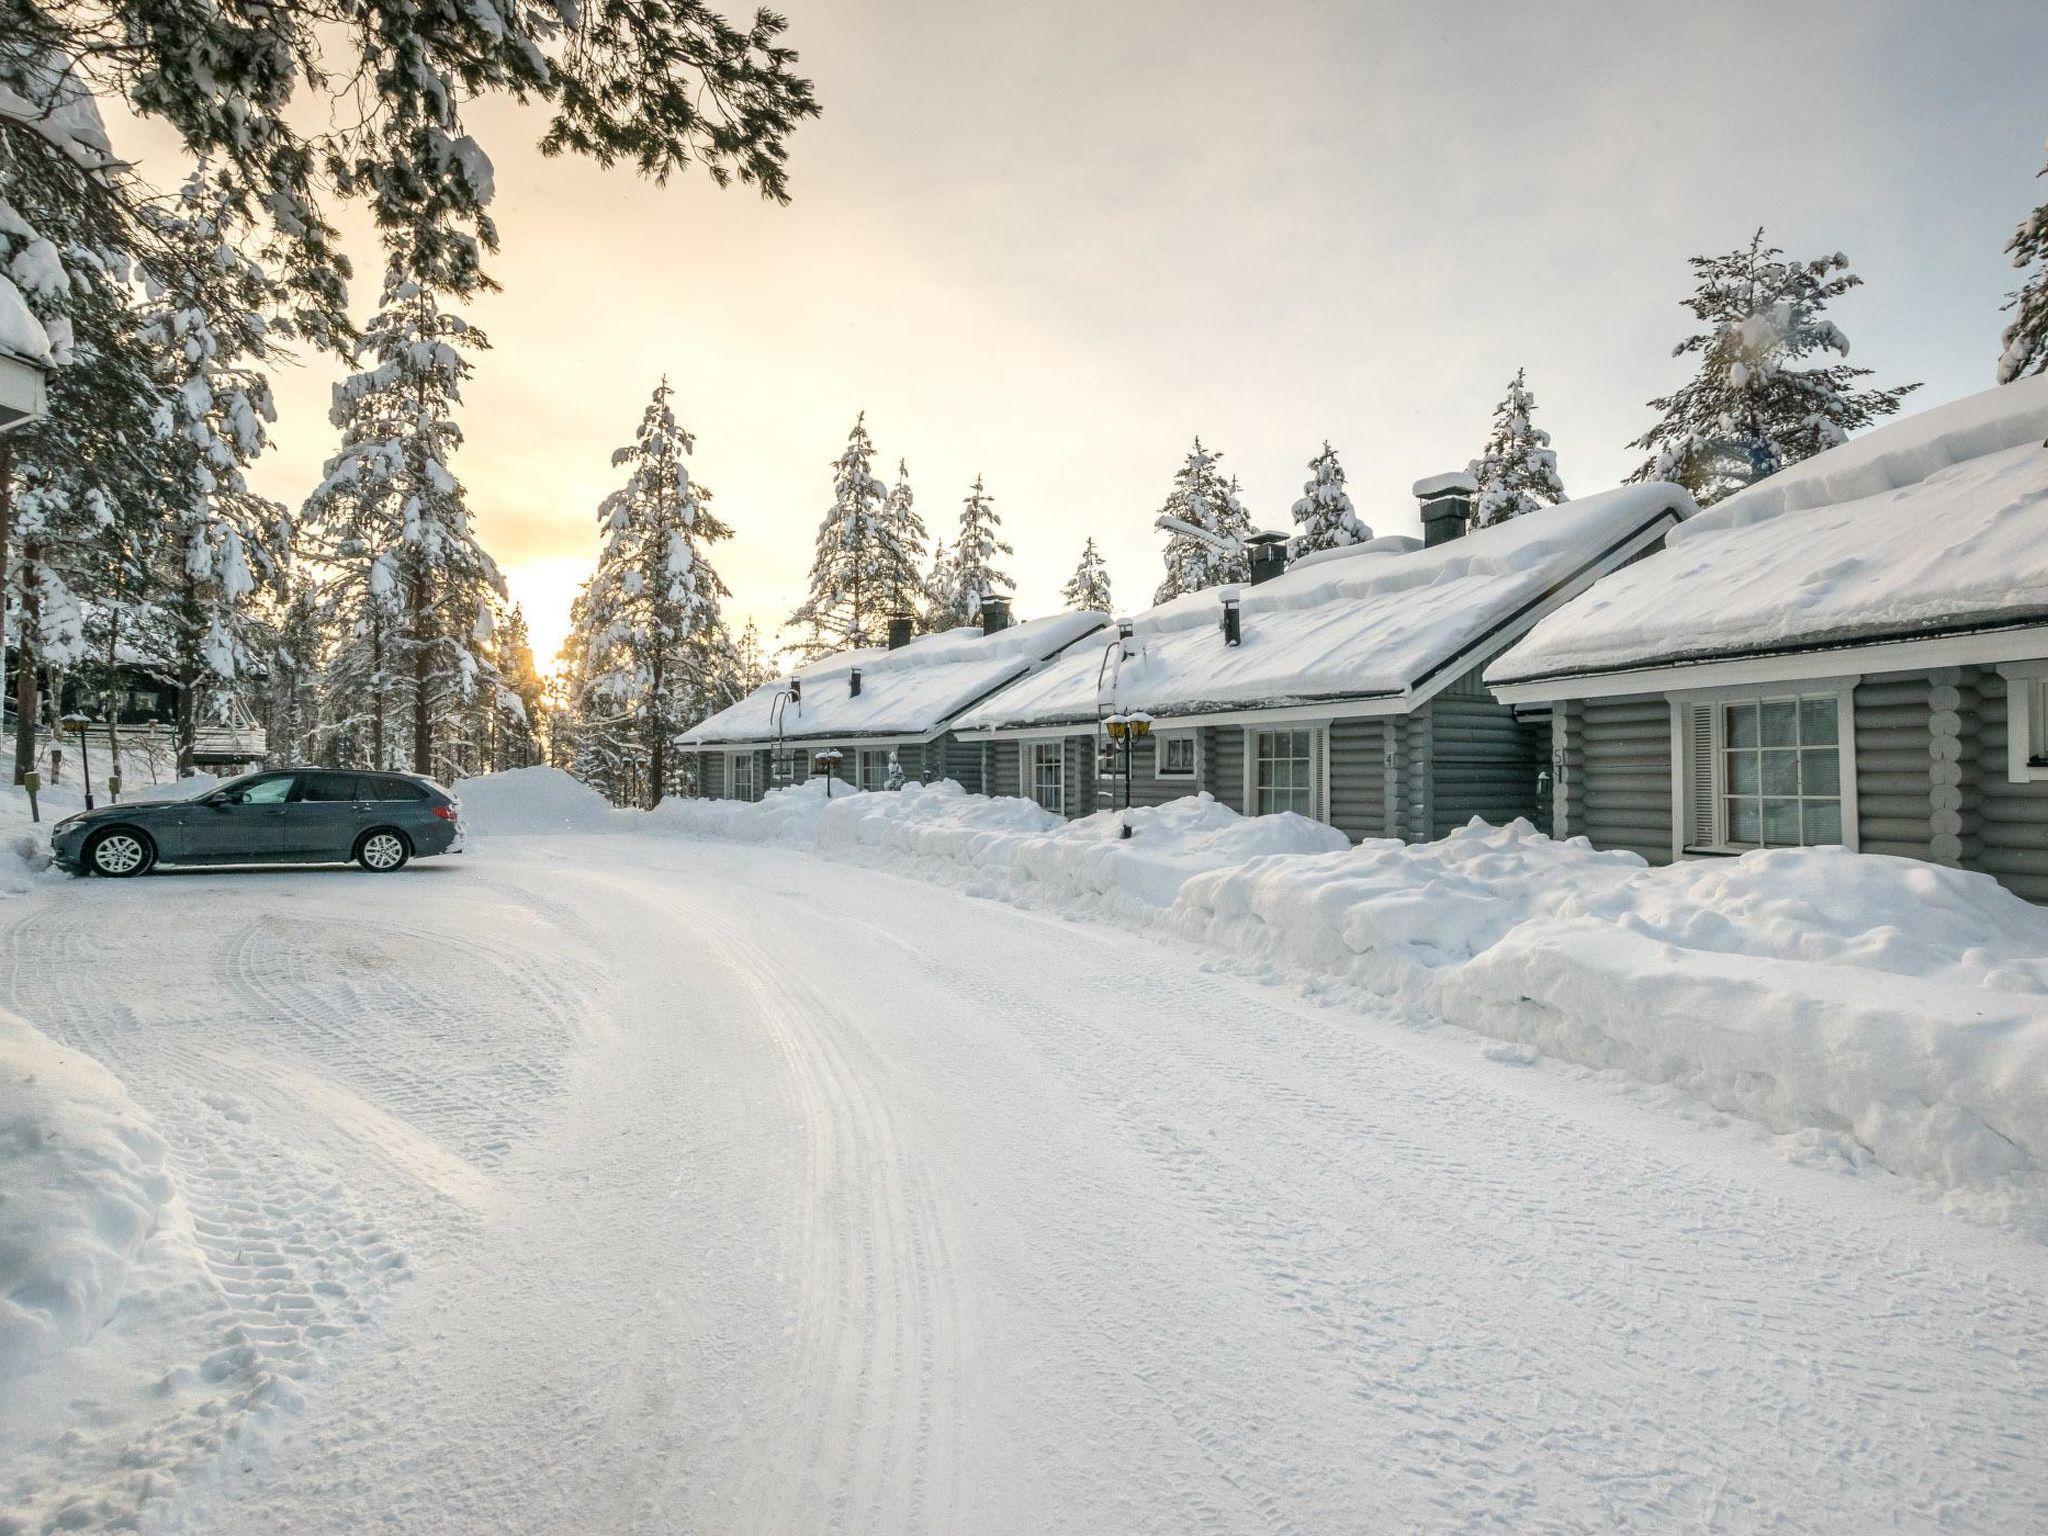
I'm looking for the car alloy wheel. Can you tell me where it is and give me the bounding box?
[359,832,408,871]
[91,832,148,876]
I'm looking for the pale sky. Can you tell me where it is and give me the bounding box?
[115,0,2048,669]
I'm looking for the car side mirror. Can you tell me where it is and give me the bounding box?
[205,791,238,810]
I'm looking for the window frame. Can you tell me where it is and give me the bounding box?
[2000,660,2048,784]
[728,751,757,803]
[1153,730,1199,781]
[1244,724,1326,821]
[1669,679,1858,857]
[1025,737,1066,817]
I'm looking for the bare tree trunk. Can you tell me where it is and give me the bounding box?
[411,560,432,776]
[13,537,40,784]
[103,604,123,784]
[646,651,666,809]
[370,612,385,769]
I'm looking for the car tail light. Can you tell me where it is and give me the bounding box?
[433,803,458,821]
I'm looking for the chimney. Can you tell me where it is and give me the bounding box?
[978,594,1012,634]
[848,667,862,697]
[788,677,802,705]
[1413,471,1479,547]
[886,613,914,650]
[1219,585,1242,647]
[1244,531,1290,586]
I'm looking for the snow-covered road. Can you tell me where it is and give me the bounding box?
[8,834,2047,1533]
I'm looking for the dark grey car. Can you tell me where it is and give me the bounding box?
[50,768,465,877]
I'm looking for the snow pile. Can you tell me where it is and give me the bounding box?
[1494,375,2048,681]
[1171,824,2048,1209]
[0,1009,175,1379]
[454,765,620,835]
[644,777,1349,913]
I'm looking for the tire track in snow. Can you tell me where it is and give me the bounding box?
[623,871,966,1536]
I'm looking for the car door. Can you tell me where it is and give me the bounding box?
[286,771,371,859]
[179,771,299,862]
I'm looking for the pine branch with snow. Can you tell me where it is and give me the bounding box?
[1061,537,1113,613]
[1289,441,1372,553]
[1468,370,1567,527]
[1629,230,1918,505]
[1999,136,2048,384]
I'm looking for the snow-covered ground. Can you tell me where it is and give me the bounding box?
[3,768,2047,1532]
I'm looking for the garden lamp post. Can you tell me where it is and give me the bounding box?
[1105,712,1151,839]
[815,747,842,798]
[61,713,94,810]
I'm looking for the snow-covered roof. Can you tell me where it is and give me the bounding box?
[1491,375,2048,686]
[956,485,1690,732]
[680,610,1108,746]
[0,275,52,369]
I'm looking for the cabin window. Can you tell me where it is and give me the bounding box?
[1027,740,1066,816]
[1155,732,1197,779]
[1720,695,1842,848]
[1096,734,1120,777]
[2005,666,2048,783]
[857,748,893,789]
[1251,728,1317,818]
[729,752,757,802]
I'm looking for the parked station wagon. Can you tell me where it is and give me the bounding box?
[51,768,465,876]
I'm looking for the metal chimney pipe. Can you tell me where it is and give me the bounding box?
[848,667,862,697]
[1219,586,1242,647]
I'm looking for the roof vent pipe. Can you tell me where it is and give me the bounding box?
[1414,470,1479,546]
[1244,530,1290,586]
[978,594,1012,634]
[886,613,914,650]
[1219,586,1242,647]
[848,668,861,698]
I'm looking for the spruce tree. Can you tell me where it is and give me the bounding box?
[933,474,1015,628]
[1999,136,2048,383]
[301,247,504,773]
[878,458,928,624]
[1061,537,1113,613]
[1289,441,1371,554]
[1154,437,1252,603]
[789,413,891,656]
[922,536,955,630]
[134,167,292,774]
[571,379,733,806]
[1468,370,1567,527]
[1629,230,1918,505]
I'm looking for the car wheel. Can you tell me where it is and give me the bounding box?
[85,828,154,878]
[356,829,411,873]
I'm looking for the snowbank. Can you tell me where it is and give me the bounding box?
[0,1010,174,1380]
[640,782,2048,1223]
[646,777,1350,914]
[453,765,621,835]
[1172,826,2048,1205]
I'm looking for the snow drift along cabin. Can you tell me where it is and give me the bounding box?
[950,479,1690,840]
[1488,375,2048,902]
[678,603,1107,799]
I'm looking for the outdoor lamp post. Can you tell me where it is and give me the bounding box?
[815,747,843,798]
[61,713,94,810]
[1105,712,1151,839]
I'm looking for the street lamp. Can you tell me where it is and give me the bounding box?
[61,713,94,810]
[1104,711,1151,839]
[814,747,843,798]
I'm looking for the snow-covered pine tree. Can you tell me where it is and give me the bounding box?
[572,378,733,806]
[934,474,1015,629]
[1061,537,1113,613]
[0,55,172,783]
[922,536,954,630]
[259,576,324,767]
[1629,230,1918,505]
[789,413,891,657]
[1289,441,1371,554]
[4,0,820,340]
[878,458,928,625]
[1154,438,1252,603]
[133,166,291,775]
[489,603,548,768]
[300,246,505,773]
[1999,136,2048,383]
[1467,371,1567,527]
[730,617,772,696]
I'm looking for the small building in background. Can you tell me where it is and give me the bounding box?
[1488,375,2048,902]
[677,602,1107,800]
[953,480,1689,840]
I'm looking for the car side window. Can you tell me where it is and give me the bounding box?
[367,777,429,802]
[239,775,296,805]
[290,772,360,804]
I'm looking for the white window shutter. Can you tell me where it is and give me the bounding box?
[1683,702,1718,847]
